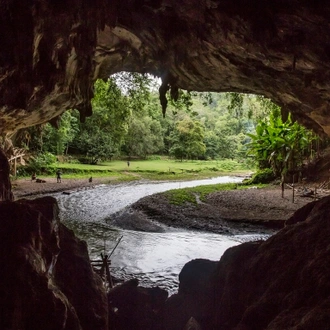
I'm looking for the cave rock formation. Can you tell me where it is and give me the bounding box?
[0,196,108,330]
[1,2,330,135]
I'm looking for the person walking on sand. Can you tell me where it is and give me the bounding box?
[56,170,62,183]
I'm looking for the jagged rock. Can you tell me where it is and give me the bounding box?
[54,224,109,330]
[108,278,168,330]
[0,197,108,330]
[212,196,330,329]
[2,2,330,135]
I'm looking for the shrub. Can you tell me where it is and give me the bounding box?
[25,152,57,174]
[246,168,276,184]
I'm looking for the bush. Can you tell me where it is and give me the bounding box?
[25,152,57,175]
[245,168,277,184]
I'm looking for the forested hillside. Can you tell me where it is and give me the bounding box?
[14,73,323,179]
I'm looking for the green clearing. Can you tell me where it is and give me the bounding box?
[41,158,252,182]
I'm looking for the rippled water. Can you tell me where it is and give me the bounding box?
[52,176,270,294]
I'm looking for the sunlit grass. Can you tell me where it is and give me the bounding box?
[164,183,267,205]
[55,158,251,174]
[21,158,254,182]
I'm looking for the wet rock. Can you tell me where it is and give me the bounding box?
[108,278,168,330]
[0,197,108,330]
[109,208,166,233]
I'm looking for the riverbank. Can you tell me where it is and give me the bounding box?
[11,177,115,198]
[12,176,327,235]
[111,185,325,234]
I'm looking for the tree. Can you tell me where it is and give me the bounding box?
[88,78,131,145]
[70,78,131,160]
[169,116,206,160]
[123,116,164,159]
[42,111,79,155]
[74,130,117,164]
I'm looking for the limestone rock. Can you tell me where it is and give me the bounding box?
[213,196,330,329]
[108,278,168,330]
[162,259,218,330]
[0,197,108,330]
[2,2,330,135]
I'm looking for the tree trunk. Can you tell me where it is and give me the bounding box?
[0,148,13,201]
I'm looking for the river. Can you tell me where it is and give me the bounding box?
[53,176,270,294]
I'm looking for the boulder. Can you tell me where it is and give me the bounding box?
[162,259,218,330]
[108,278,168,330]
[213,196,330,329]
[0,197,108,330]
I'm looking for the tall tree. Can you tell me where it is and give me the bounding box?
[169,116,206,160]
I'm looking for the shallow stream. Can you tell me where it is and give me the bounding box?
[53,176,270,294]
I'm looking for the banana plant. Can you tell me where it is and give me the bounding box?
[247,110,315,177]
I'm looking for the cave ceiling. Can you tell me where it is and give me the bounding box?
[1,1,330,136]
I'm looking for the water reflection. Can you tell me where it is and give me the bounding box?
[51,176,269,294]
[56,176,243,222]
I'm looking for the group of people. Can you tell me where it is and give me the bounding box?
[32,171,62,182]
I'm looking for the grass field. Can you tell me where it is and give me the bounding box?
[48,158,253,181]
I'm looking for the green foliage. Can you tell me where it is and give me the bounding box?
[169,90,194,112]
[88,78,130,145]
[43,111,79,155]
[227,93,244,118]
[26,152,57,173]
[75,132,117,164]
[169,116,206,160]
[247,109,315,176]
[122,116,164,158]
[70,78,132,161]
[17,73,305,170]
[245,168,276,184]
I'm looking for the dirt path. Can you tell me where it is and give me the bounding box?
[11,177,115,199]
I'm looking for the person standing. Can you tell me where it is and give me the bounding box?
[56,170,62,183]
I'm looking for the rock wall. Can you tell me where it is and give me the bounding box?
[2,1,330,135]
[0,148,13,201]
[0,196,108,330]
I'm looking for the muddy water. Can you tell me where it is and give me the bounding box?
[54,177,269,294]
